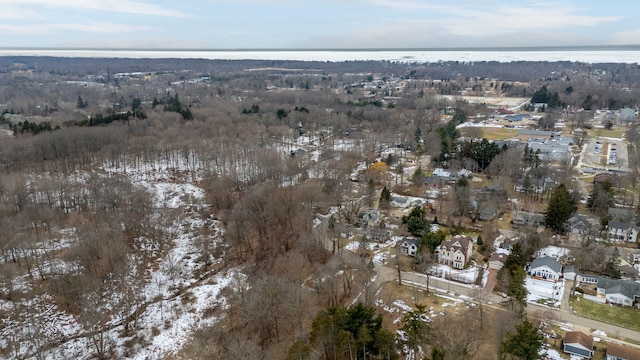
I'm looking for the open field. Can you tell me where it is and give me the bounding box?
[570,295,640,332]
[439,95,529,108]
[586,128,627,139]
[458,127,518,140]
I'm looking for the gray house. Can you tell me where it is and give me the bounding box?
[529,256,562,281]
[398,237,419,257]
[597,277,640,306]
[368,228,390,243]
[565,213,593,234]
[513,211,545,227]
[564,331,594,358]
[608,207,635,223]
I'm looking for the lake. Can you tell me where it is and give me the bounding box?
[0,48,638,63]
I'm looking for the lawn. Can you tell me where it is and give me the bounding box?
[479,127,518,140]
[587,128,626,139]
[570,295,640,332]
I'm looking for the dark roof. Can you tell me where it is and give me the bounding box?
[594,172,614,183]
[423,176,439,185]
[607,342,640,360]
[440,235,472,253]
[478,203,498,221]
[564,331,593,350]
[398,237,419,247]
[608,207,634,221]
[530,256,562,274]
[608,220,635,230]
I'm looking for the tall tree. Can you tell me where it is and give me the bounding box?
[402,205,430,236]
[545,184,576,233]
[400,304,430,360]
[501,320,543,360]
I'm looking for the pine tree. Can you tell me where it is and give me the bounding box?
[545,184,576,233]
[501,320,543,360]
[380,186,392,209]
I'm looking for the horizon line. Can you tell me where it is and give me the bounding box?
[1,45,640,52]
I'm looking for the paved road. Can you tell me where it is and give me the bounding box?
[316,216,640,344]
[374,259,640,344]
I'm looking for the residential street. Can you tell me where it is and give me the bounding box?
[317,215,640,346]
[378,260,640,345]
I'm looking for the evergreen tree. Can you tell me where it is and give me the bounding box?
[402,206,430,236]
[411,166,424,185]
[310,303,395,360]
[545,184,576,233]
[380,186,392,209]
[399,304,430,358]
[501,320,543,360]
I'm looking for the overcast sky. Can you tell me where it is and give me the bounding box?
[0,0,637,49]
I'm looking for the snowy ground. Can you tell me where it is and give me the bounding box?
[1,159,232,360]
[433,264,485,285]
[493,235,512,255]
[525,277,564,309]
[536,246,571,261]
[344,237,396,266]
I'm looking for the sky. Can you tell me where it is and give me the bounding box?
[0,0,638,49]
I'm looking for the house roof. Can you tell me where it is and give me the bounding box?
[489,253,506,263]
[609,220,635,231]
[598,277,640,298]
[398,237,419,248]
[607,342,640,360]
[607,284,635,300]
[514,211,545,223]
[563,264,576,275]
[608,207,634,221]
[433,168,451,178]
[440,235,472,254]
[423,176,439,185]
[566,213,592,231]
[594,172,614,183]
[369,228,389,236]
[479,203,498,221]
[530,256,562,274]
[564,331,593,350]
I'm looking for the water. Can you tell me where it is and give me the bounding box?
[0,47,638,63]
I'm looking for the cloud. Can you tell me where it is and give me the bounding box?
[300,18,600,49]
[0,0,190,17]
[0,22,153,35]
[611,29,640,45]
[299,0,622,49]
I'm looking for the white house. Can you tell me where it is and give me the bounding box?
[597,277,640,307]
[398,237,419,257]
[607,220,638,243]
[529,256,562,281]
[563,265,598,284]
